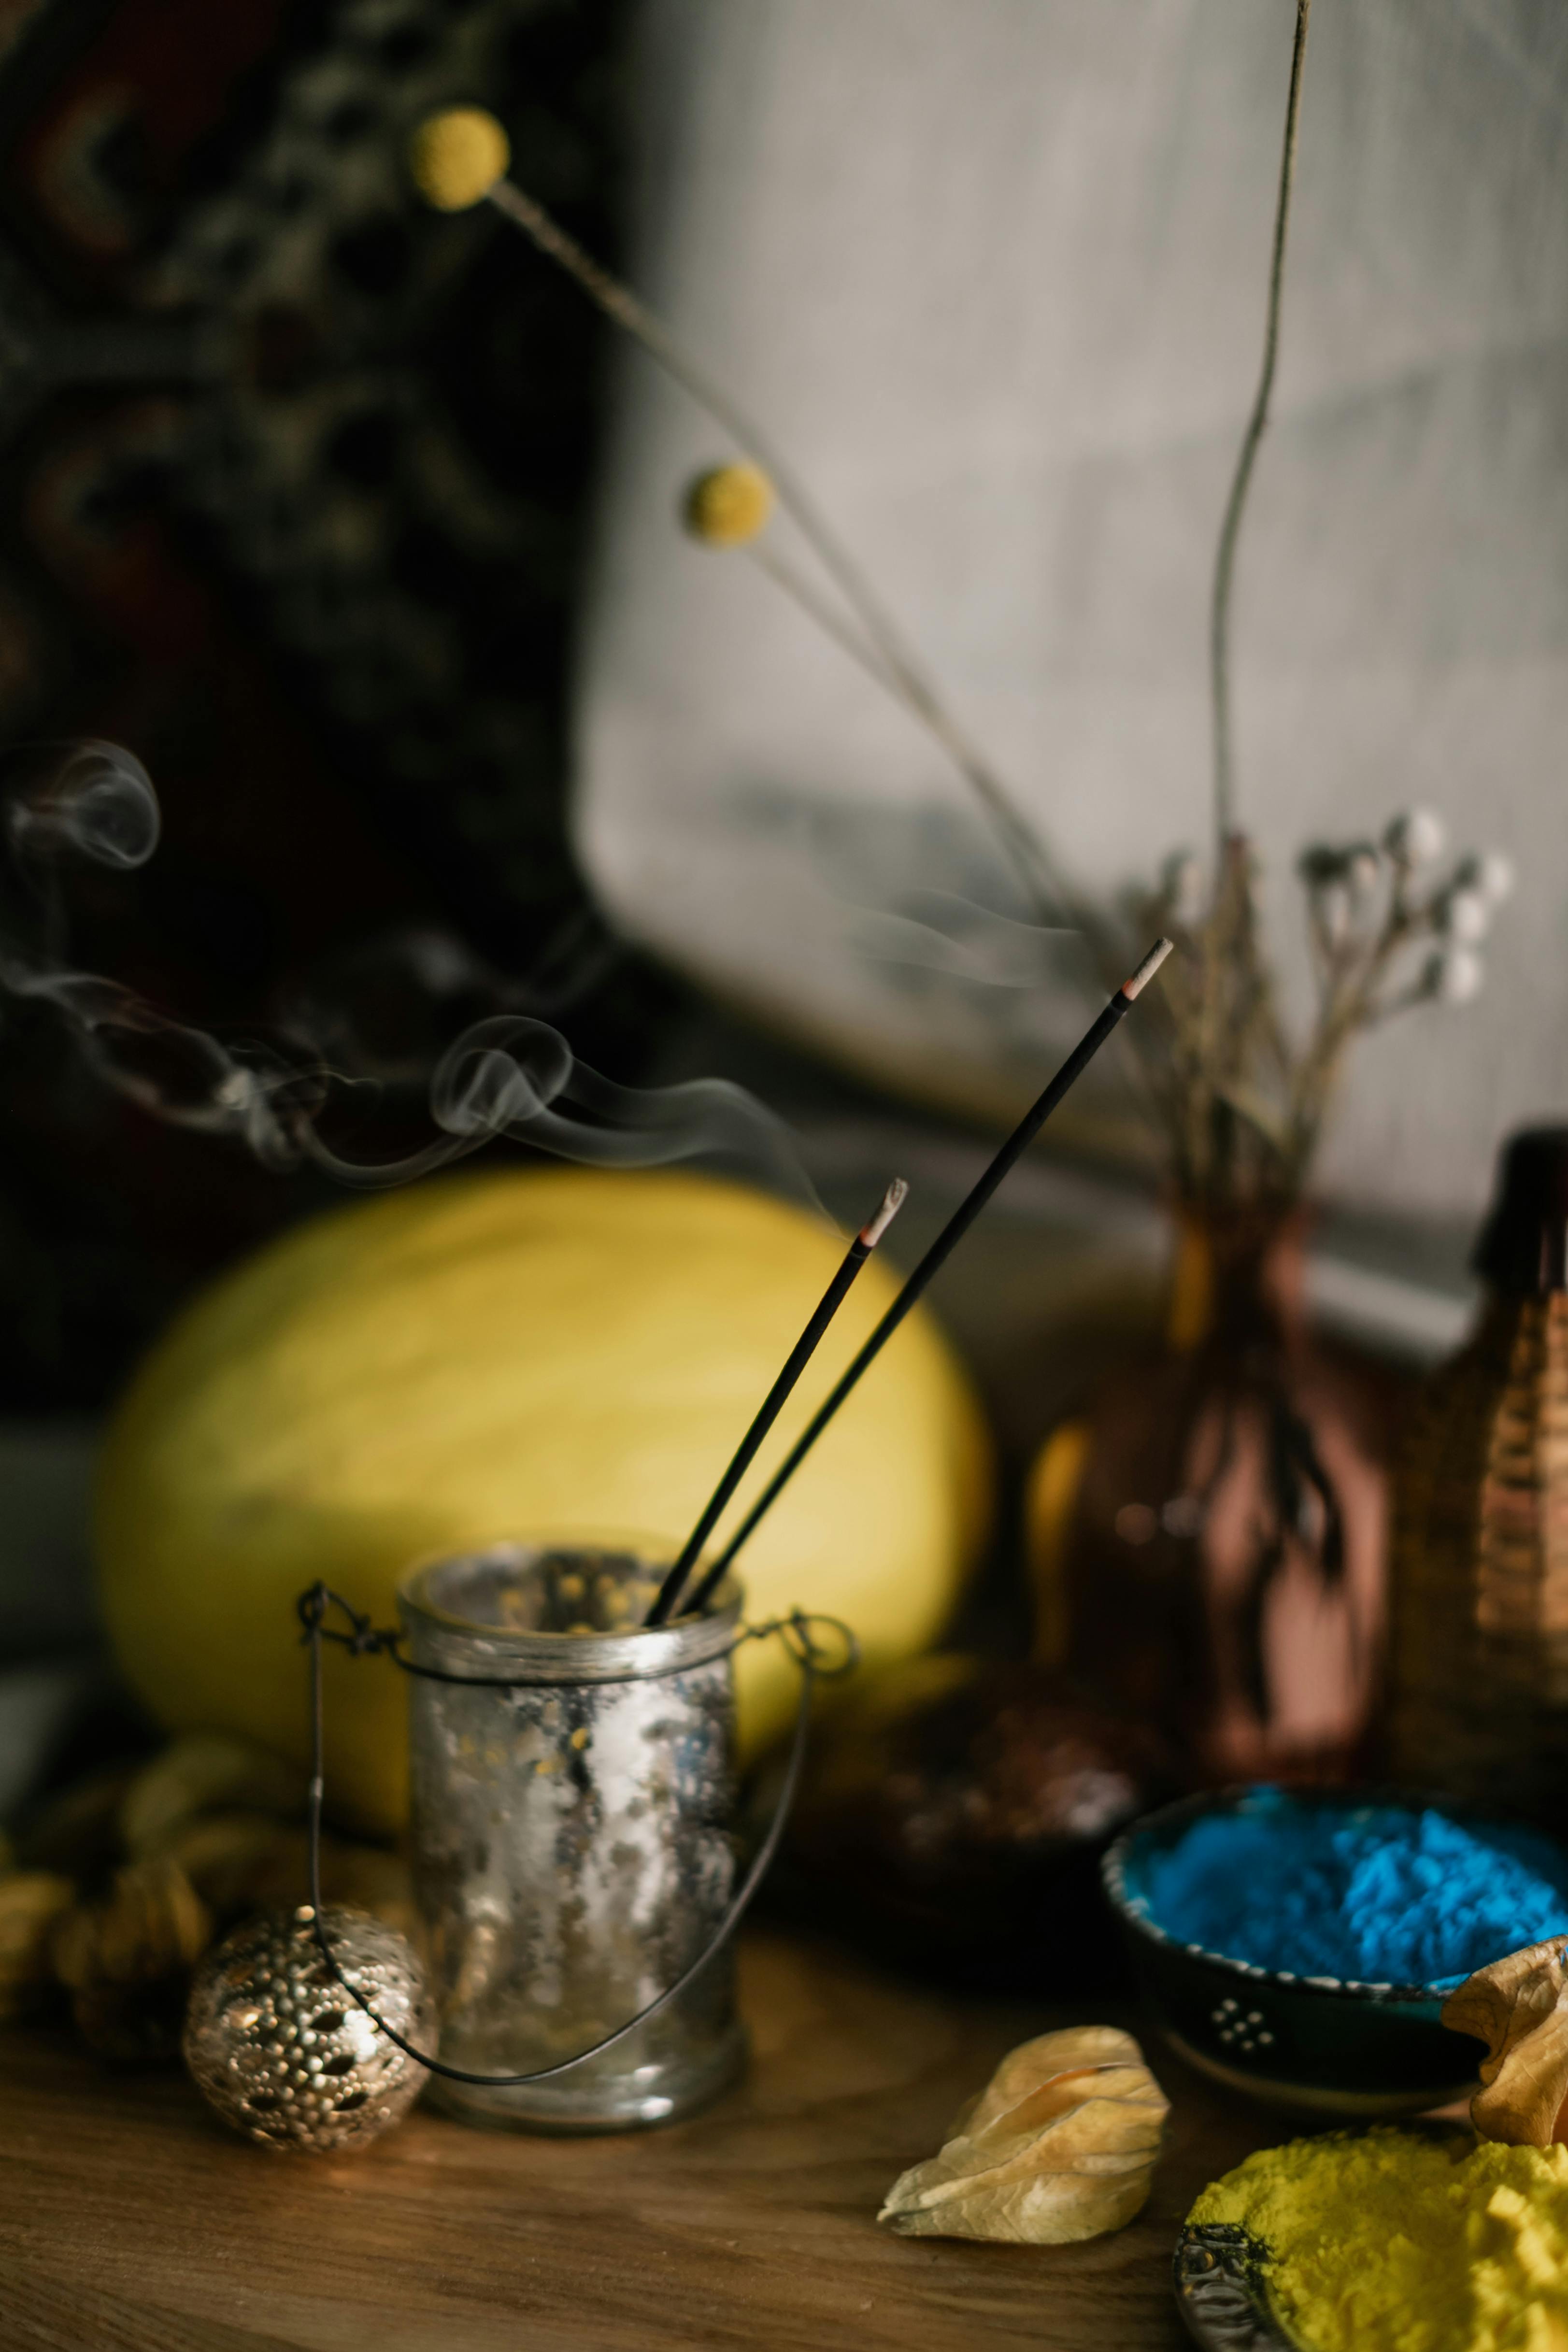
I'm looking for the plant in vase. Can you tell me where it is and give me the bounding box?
[1011,0,1510,1783]
[1036,811,1513,1787]
[410,0,1512,1790]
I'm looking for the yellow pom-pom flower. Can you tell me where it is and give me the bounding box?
[409,108,511,213]
[684,463,775,549]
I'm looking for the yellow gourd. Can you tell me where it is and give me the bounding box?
[96,1168,991,1833]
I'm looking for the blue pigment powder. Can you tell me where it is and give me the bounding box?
[1140,1788,1568,1988]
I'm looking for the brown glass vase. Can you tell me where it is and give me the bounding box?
[1388,1128,1568,1827]
[1028,1207,1399,1787]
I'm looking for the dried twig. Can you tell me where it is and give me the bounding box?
[1209,0,1313,852]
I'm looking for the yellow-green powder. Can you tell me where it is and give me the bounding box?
[1190,2129,1568,2352]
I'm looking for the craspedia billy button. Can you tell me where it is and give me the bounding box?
[408,107,511,212]
[684,463,775,548]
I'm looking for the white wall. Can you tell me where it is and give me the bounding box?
[574,0,1568,1219]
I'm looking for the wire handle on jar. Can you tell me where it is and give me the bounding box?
[292,1582,856,2089]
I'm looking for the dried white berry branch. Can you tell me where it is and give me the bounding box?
[407,72,1511,1217]
[1138,813,1515,1204]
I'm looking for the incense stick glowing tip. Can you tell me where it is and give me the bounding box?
[859,1177,908,1249]
[1120,937,1174,1001]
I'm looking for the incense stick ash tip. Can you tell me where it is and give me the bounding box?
[1120,938,1174,1001]
[861,1178,909,1247]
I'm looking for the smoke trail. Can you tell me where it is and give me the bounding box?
[0,741,822,1213]
[284,914,622,1089]
[847,889,1071,989]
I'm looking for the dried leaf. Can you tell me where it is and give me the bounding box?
[120,1733,307,1856]
[0,1872,76,2019]
[52,1856,213,2063]
[152,1811,415,1938]
[1442,1936,1568,2147]
[16,1765,136,1879]
[878,2024,1169,2245]
[152,1811,301,1915]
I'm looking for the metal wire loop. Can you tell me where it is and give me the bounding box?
[295,1578,848,2091]
[297,1580,858,1688]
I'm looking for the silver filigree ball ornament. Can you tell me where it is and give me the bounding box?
[183,1904,435,2152]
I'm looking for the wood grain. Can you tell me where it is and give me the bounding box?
[0,1928,1281,2352]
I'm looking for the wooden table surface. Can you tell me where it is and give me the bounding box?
[0,1927,1282,2352]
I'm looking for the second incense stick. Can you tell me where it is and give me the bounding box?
[675,941,1175,1620]
[647,1179,908,1625]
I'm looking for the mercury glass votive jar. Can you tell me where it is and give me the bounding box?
[399,1539,747,2134]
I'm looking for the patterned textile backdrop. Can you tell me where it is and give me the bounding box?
[0,0,660,1406]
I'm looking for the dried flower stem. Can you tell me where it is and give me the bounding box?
[481,48,1488,1227]
[486,179,1072,932]
[1284,873,1423,1177]
[1172,0,1312,1206]
[747,540,905,701]
[746,541,1080,937]
[1209,0,1312,853]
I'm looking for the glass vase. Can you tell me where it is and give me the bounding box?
[1029,1207,1399,1786]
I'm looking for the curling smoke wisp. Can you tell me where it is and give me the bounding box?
[0,741,821,1210]
[848,890,1073,990]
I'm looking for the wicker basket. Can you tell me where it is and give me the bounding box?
[1389,1282,1568,1824]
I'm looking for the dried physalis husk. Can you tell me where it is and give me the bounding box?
[16,1764,137,1879]
[151,1810,304,1917]
[0,1872,76,2019]
[119,1732,307,1857]
[154,1811,415,1939]
[51,1856,213,2063]
[878,2024,1169,2245]
[1442,1936,1568,2147]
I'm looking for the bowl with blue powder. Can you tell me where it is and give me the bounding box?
[1103,1785,1568,2115]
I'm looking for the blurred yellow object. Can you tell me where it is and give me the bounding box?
[684,463,775,548]
[408,107,510,212]
[97,1169,990,1834]
[1023,1418,1090,1666]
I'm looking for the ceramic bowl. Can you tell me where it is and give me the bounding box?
[1102,1787,1491,2116]
[1171,2121,1473,2349]
[1173,2224,1297,2350]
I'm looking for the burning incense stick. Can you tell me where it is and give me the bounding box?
[646,1178,908,1626]
[675,941,1174,1618]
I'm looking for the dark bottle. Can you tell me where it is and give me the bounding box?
[1388,1127,1568,1822]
